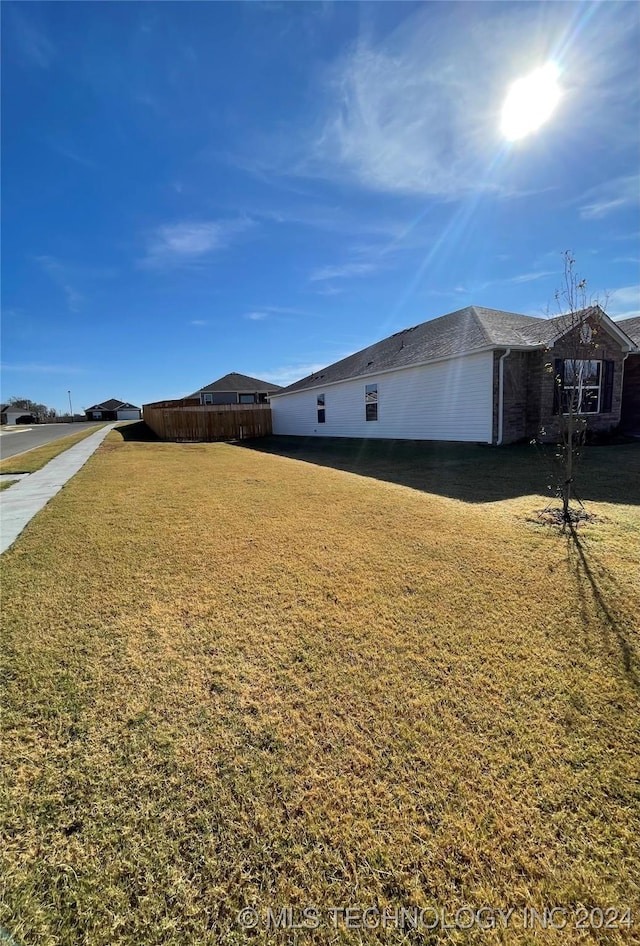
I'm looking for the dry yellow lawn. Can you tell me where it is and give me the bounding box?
[0,424,106,475]
[1,431,639,945]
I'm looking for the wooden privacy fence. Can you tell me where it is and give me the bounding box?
[142,403,272,442]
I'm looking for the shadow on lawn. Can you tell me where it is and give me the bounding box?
[566,524,639,691]
[236,436,640,506]
[113,421,160,442]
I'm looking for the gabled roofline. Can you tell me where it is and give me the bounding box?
[190,372,283,396]
[270,344,541,398]
[86,400,139,411]
[195,388,276,395]
[598,312,638,350]
[547,306,637,351]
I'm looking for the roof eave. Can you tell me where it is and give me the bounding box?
[270,343,543,397]
[546,310,636,352]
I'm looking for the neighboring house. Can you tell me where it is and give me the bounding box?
[85,399,142,421]
[0,405,35,426]
[618,316,640,434]
[190,372,283,405]
[271,305,639,445]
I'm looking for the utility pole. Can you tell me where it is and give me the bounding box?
[68,390,73,422]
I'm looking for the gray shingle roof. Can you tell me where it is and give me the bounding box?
[191,372,283,395]
[275,305,578,396]
[618,316,640,346]
[86,399,140,411]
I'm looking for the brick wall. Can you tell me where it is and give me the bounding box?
[537,317,625,442]
[493,350,543,444]
[493,317,627,444]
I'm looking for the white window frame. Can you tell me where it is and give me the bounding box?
[202,393,214,405]
[317,393,326,424]
[561,359,602,415]
[365,383,378,422]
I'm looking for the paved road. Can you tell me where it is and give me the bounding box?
[0,423,102,461]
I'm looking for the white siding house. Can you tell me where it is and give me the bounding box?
[0,405,35,426]
[269,305,639,446]
[272,351,494,443]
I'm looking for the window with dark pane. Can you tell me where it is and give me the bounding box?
[365,383,378,421]
[317,393,325,424]
[561,359,602,414]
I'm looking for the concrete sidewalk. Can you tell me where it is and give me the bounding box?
[0,424,116,554]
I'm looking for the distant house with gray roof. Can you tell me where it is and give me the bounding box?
[85,399,141,422]
[270,305,639,444]
[189,372,282,406]
[0,404,36,426]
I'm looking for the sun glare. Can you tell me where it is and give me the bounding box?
[501,63,561,141]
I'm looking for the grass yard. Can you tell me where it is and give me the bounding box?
[1,431,639,945]
[0,424,106,475]
[0,479,19,491]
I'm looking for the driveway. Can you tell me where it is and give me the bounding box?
[0,422,102,461]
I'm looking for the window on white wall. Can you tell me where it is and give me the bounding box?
[317,393,325,424]
[365,383,378,421]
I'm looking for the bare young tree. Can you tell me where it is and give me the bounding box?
[544,252,609,524]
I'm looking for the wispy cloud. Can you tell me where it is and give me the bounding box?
[310,262,376,282]
[227,9,508,197]
[430,269,557,298]
[309,42,490,197]
[506,270,557,286]
[262,305,311,316]
[239,3,636,200]
[245,305,314,319]
[255,204,405,241]
[314,286,345,297]
[189,320,209,327]
[6,8,55,69]
[258,342,359,386]
[297,5,570,198]
[35,256,84,312]
[607,285,640,321]
[256,362,329,386]
[579,176,640,220]
[44,140,100,170]
[140,219,254,269]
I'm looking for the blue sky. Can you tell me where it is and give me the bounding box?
[1,1,639,413]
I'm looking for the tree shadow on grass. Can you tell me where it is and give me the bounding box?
[566,523,639,691]
[235,436,640,506]
[113,421,160,442]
